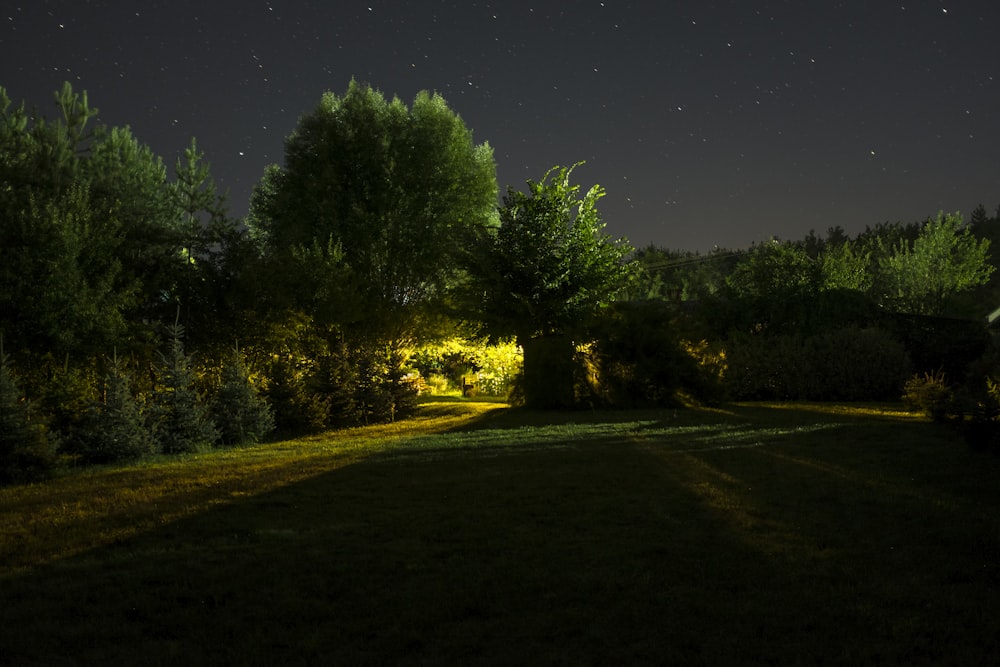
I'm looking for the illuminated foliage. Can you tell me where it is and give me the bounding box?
[876,212,993,315]
[247,80,498,348]
[474,164,635,408]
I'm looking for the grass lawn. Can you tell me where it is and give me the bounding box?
[2,399,999,665]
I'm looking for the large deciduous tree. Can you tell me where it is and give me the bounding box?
[876,211,993,316]
[475,164,635,408]
[246,80,498,348]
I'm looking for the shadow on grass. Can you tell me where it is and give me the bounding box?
[2,402,999,664]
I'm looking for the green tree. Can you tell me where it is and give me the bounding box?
[877,212,993,315]
[0,343,55,483]
[820,239,874,292]
[150,322,218,454]
[79,352,155,464]
[0,84,233,379]
[246,80,498,348]
[726,240,820,300]
[211,344,274,446]
[475,164,635,408]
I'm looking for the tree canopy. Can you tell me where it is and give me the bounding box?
[247,80,498,348]
[474,164,635,407]
[0,83,230,367]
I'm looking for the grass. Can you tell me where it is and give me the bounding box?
[1,398,999,664]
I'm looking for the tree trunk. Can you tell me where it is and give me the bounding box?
[520,334,575,409]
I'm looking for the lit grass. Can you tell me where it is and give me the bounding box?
[2,400,999,664]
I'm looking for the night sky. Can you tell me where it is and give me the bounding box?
[3,1,999,251]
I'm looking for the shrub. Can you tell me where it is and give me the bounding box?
[725,327,911,401]
[902,370,953,421]
[580,301,722,408]
[803,327,912,401]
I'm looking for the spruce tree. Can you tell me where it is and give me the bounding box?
[211,344,274,446]
[151,322,218,454]
[80,351,155,464]
[0,343,56,482]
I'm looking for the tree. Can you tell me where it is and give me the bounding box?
[79,352,155,464]
[246,80,498,349]
[726,240,820,300]
[877,212,993,315]
[211,344,274,446]
[475,164,635,408]
[820,239,874,293]
[0,342,55,483]
[0,84,233,380]
[0,86,134,363]
[149,322,218,454]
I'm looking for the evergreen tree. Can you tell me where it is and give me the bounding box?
[150,323,218,454]
[0,343,55,482]
[211,344,274,446]
[80,352,155,464]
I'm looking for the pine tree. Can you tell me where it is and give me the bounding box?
[80,351,155,464]
[211,344,274,446]
[150,322,218,454]
[0,343,56,482]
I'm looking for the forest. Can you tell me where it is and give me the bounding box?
[2,81,999,483]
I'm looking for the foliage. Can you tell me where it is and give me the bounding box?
[352,346,419,424]
[725,327,911,401]
[38,359,97,456]
[210,345,275,447]
[876,212,993,316]
[579,301,725,408]
[0,84,235,381]
[0,346,56,483]
[902,370,954,422]
[78,353,156,464]
[149,323,218,454]
[725,239,820,300]
[263,356,330,435]
[408,338,522,397]
[628,245,738,302]
[247,80,498,349]
[820,238,874,292]
[474,164,635,408]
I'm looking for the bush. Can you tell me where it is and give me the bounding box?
[902,370,953,421]
[580,301,725,408]
[725,327,911,401]
[803,327,912,401]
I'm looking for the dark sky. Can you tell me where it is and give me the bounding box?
[3,1,999,251]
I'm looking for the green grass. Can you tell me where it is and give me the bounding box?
[2,399,999,665]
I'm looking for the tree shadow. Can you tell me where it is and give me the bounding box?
[2,402,998,664]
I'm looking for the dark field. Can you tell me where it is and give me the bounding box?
[2,400,998,665]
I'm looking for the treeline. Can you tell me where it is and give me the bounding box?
[0,81,636,481]
[618,214,1000,427]
[2,80,999,482]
